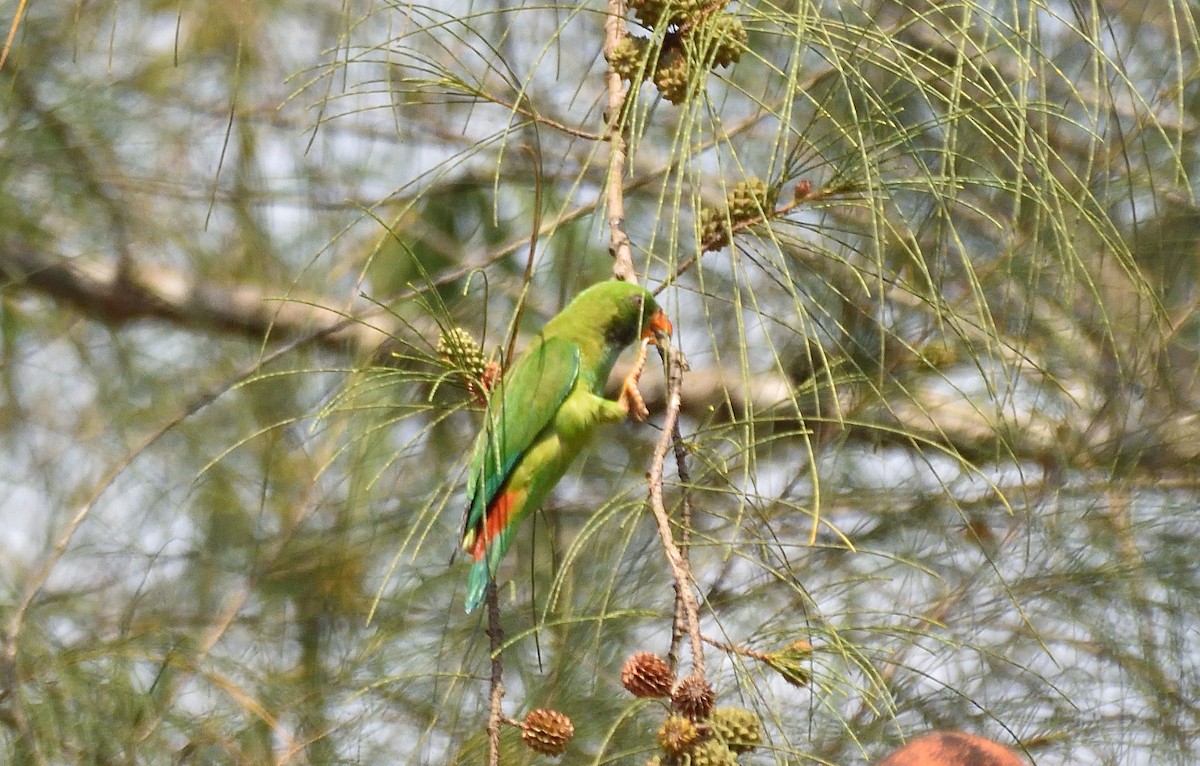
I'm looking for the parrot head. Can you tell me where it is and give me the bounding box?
[571,280,672,350]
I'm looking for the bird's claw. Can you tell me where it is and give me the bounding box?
[622,378,649,421]
[620,338,652,421]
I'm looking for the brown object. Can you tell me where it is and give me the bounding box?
[671,673,716,719]
[621,651,675,698]
[878,731,1025,766]
[520,709,574,757]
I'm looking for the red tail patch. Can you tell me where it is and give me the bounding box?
[471,489,522,561]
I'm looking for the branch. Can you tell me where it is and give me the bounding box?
[10,237,1200,476]
[646,342,704,677]
[1,238,390,352]
[608,359,1200,475]
[485,581,504,766]
[668,408,696,672]
[603,0,636,283]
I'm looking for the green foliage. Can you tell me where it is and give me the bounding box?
[2,1,1200,765]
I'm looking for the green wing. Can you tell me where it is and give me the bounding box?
[463,336,580,540]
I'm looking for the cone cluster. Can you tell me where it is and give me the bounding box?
[643,706,762,766]
[698,178,779,251]
[621,653,763,766]
[607,0,748,105]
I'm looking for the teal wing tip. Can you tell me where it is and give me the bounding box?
[464,560,489,613]
[464,527,514,613]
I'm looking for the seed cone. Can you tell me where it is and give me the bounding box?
[629,0,709,27]
[697,177,778,252]
[437,327,486,378]
[671,673,715,720]
[653,48,693,104]
[726,178,777,221]
[622,651,676,698]
[658,714,700,755]
[608,35,651,81]
[698,205,729,251]
[520,709,574,757]
[708,707,762,753]
[692,14,747,69]
[690,737,739,766]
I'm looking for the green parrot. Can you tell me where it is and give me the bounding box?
[461,280,673,612]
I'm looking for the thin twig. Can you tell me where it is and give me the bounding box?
[503,145,544,369]
[667,585,685,673]
[604,0,637,283]
[701,634,771,662]
[472,90,603,141]
[667,415,695,670]
[0,0,28,70]
[648,343,704,676]
[485,580,505,766]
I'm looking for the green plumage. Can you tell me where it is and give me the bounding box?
[461,280,669,612]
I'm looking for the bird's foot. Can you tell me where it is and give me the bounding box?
[619,339,652,421]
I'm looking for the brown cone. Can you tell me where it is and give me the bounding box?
[520,709,574,757]
[621,651,675,698]
[671,673,715,719]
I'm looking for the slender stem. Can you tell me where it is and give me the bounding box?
[648,344,704,677]
[472,89,603,141]
[701,634,771,662]
[604,0,637,283]
[668,415,694,671]
[667,589,685,673]
[0,0,29,70]
[486,581,505,766]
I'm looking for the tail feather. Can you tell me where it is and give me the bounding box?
[464,524,518,612]
[465,558,491,613]
[463,490,523,612]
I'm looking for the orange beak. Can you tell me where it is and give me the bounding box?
[641,308,673,345]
